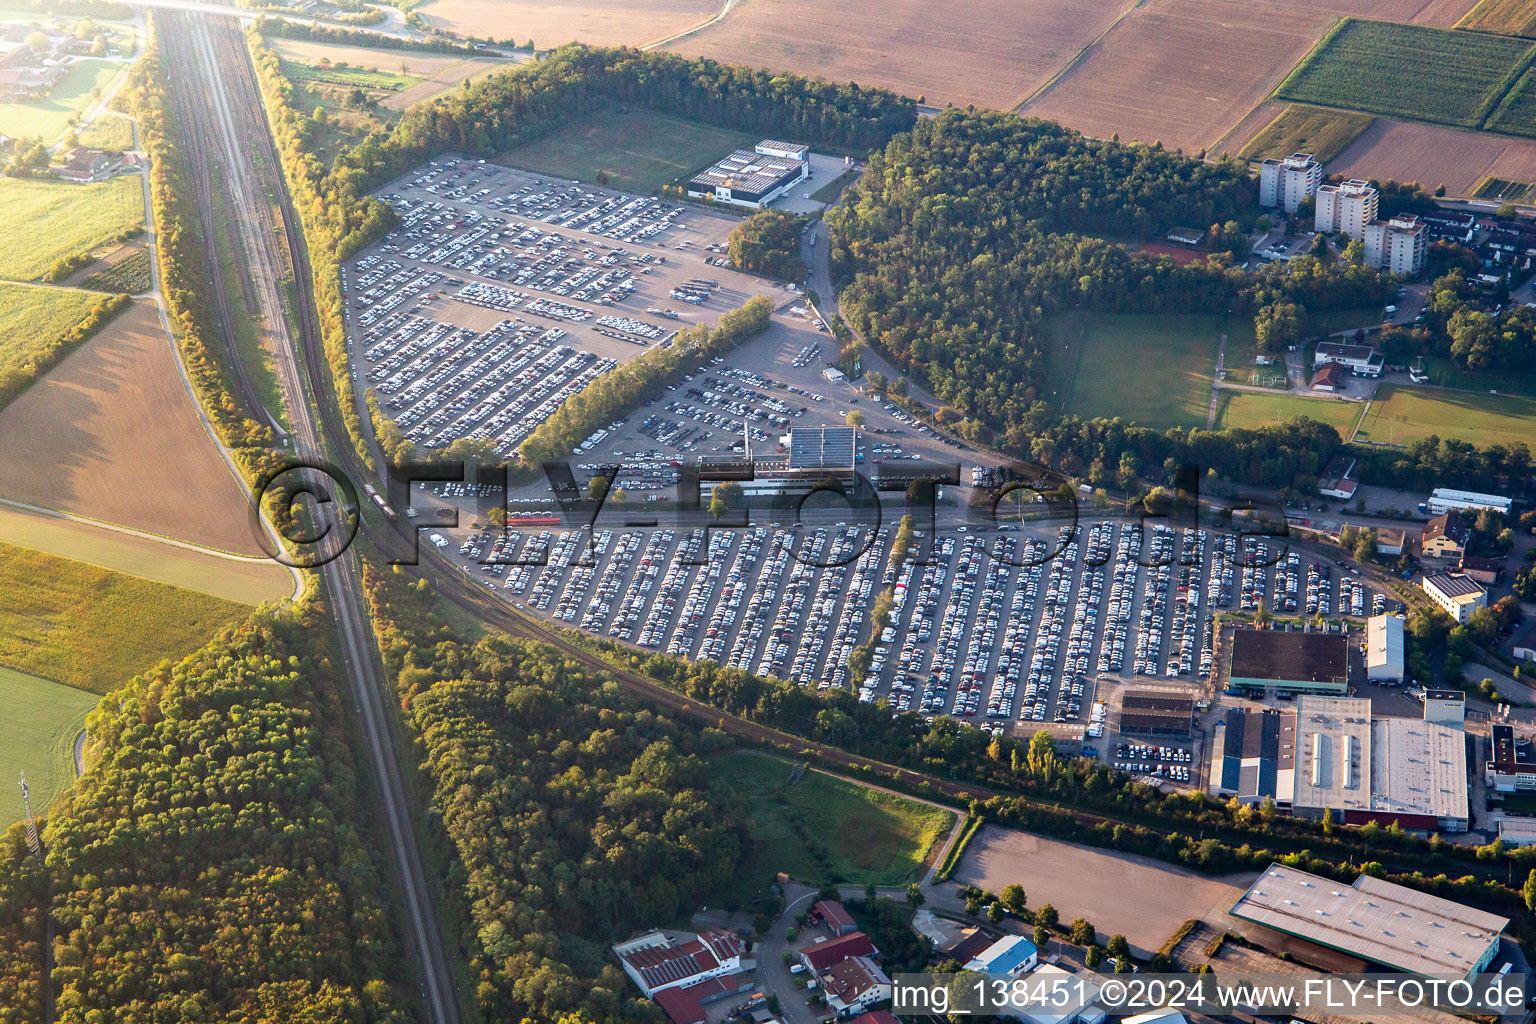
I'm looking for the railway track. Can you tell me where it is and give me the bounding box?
[156,13,464,1024]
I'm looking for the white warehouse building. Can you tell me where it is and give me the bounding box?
[1365,613,1404,683]
[1426,488,1512,515]
[1259,152,1321,213]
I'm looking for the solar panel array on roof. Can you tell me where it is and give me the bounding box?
[788,427,855,469]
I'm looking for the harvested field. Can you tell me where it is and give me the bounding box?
[1457,0,1536,36]
[0,300,268,555]
[1023,0,1332,153]
[1237,103,1375,161]
[266,36,469,76]
[0,503,293,605]
[1329,116,1536,194]
[0,176,143,282]
[1263,0,1474,17]
[1213,99,1285,159]
[954,825,1254,957]
[1275,18,1535,128]
[666,0,1134,112]
[1409,0,1484,25]
[384,56,508,110]
[418,0,719,48]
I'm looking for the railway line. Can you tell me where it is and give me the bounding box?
[156,12,464,1024]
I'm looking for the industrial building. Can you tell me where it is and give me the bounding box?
[1118,692,1194,736]
[1426,488,1511,516]
[1316,453,1357,498]
[1230,864,1506,978]
[1315,179,1378,239]
[1259,153,1321,213]
[1421,572,1486,623]
[1375,527,1406,556]
[1212,695,1469,831]
[687,140,809,208]
[1486,723,1536,791]
[1312,341,1383,377]
[613,928,746,998]
[1363,214,1426,275]
[1364,613,1404,683]
[1227,628,1350,695]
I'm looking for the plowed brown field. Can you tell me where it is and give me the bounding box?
[418,0,720,48]
[0,300,266,555]
[1330,116,1536,194]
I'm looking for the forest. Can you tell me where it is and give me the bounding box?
[0,609,412,1023]
[826,109,1393,488]
[362,563,746,1024]
[727,210,803,280]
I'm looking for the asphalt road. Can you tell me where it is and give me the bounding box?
[161,13,464,1024]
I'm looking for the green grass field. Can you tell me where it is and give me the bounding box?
[1424,355,1536,397]
[1355,383,1536,448]
[504,105,757,195]
[0,540,248,694]
[0,283,100,392]
[279,57,420,91]
[0,666,97,823]
[1046,312,1226,430]
[1213,390,1364,435]
[0,176,143,282]
[0,59,126,141]
[714,750,955,895]
[75,114,134,151]
[1276,19,1536,129]
[1458,0,1536,38]
[1238,104,1374,162]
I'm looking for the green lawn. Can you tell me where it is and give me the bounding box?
[0,666,97,823]
[1423,355,1536,398]
[1213,390,1364,436]
[0,59,126,141]
[1275,19,1536,129]
[0,176,143,281]
[1355,383,1536,448]
[1309,306,1383,337]
[713,750,955,896]
[0,283,100,393]
[1238,103,1374,163]
[1046,312,1226,430]
[0,540,248,694]
[503,104,758,195]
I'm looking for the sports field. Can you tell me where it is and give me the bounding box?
[1424,356,1536,398]
[0,540,247,694]
[0,300,271,555]
[1238,103,1374,162]
[1275,19,1536,129]
[0,504,294,605]
[1046,313,1225,430]
[1458,0,1536,36]
[1213,390,1363,435]
[0,284,101,402]
[0,176,143,282]
[714,750,955,894]
[1355,383,1536,448]
[503,105,756,195]
[0,666,97,823]
[0,59,125,141]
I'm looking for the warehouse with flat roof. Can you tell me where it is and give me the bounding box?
[687,141,809,209]
[1228,629,1350,695]
[1365,613,1405,683]
[1230,864,1506,978]
[1118,693,1194,736]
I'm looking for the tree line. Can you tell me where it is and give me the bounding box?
[0,608,414,1023]
[0,293,130,412]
